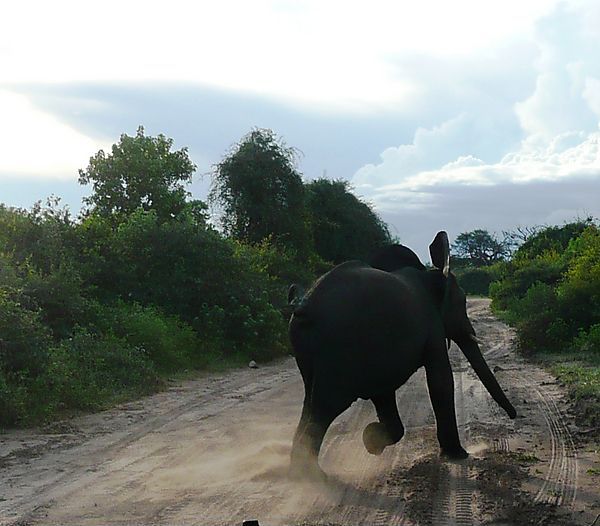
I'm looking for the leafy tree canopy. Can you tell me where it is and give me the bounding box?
[452,229,509,267]
[305,178,391,264]
[513,218,594,261]
[78,126,196,222]
[209,128,311,254]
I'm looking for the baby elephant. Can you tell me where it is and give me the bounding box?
[288,231,516,480]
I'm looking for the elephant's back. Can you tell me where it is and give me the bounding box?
[291,263,430,347]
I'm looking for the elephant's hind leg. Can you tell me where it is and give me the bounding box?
[363,392,405,455]
[425,347,468,459]
[289,387,349,481]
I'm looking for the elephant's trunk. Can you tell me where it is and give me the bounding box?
[456,335,517,419]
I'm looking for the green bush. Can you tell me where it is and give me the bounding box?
[74,209,290,359]
[0,329,159,426]
[508,282,566,351]
[490,252,564,311]
[454,266,497,296]
[557,227,600,332]
[514,219,592,261]
[21,265,87,340]
[220,292,287,360]
[89,301,216,372]
[0,289,52,374]
[573,324,600,354]
[490,222,600,355]
[0,370,28,426]
[45,330,158,413]
[232,238,319,295]
[0,200,77,275]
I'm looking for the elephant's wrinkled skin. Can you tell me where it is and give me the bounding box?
[288,231,516,480]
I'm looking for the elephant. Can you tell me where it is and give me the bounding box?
[288,231,516,480]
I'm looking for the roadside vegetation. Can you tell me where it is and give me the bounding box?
[0,127,391,427]
[2,125,597,433]
[453,221,600,432]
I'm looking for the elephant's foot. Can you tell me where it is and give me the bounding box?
[440,445,469,460]
[362,422,393,455]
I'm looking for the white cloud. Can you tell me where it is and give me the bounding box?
[515,2,600,138]
[353,114,472,189]
[352,0,600,216]
[0,90,107,179]
[583,77,600,117]
[0,0,559,112]
[355,128,600,211]
[0,0,596,186]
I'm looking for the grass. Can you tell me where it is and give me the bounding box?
[508,450,540,463]
[0,347,281,430]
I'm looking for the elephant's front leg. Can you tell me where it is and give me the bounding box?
[425,347,468,459]
[363,392,405,455]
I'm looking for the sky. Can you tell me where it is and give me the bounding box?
[1,0,599,260]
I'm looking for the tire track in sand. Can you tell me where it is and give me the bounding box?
[431,347,475,526]
[529,383,578,507]
[468,298,579,514]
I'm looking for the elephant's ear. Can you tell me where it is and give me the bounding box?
[429,231,450,276]
[369,244,425,272]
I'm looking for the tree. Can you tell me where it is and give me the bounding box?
[452,229,509,266]
[210,129,311,254]
[305,178,391,263]
[78,126,196,222]
[503,225,540,248]
[513,218,594,261]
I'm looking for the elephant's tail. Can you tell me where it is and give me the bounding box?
[288,283,301,305]
[288,283,308,315]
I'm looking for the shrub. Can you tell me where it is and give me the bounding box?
[490,222,600,355]
[232,238,318,295]
[0,329,160,426]
[0,289,52,375]
[490,251,564,311]
[0,370,28,426]
[509,283,566,352]
[454,266,496,296]
[219,291,287,360]
[514,219,592,261]
[74,209,290,359]
[45,330,158,413]
[0,200,77,275]
[88,301,215,372]
[21,265,87,340]
[557,226,600,332]
[573,324,600,354]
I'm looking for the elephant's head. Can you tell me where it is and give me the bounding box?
[371,232,517,420]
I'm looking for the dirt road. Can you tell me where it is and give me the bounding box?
[1,299,598,525]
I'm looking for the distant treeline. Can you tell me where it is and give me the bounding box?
[0,127,391,427]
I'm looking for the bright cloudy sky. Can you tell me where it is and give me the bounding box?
[1,0,599,259]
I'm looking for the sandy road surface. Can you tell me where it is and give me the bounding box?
[1,299,599,525]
